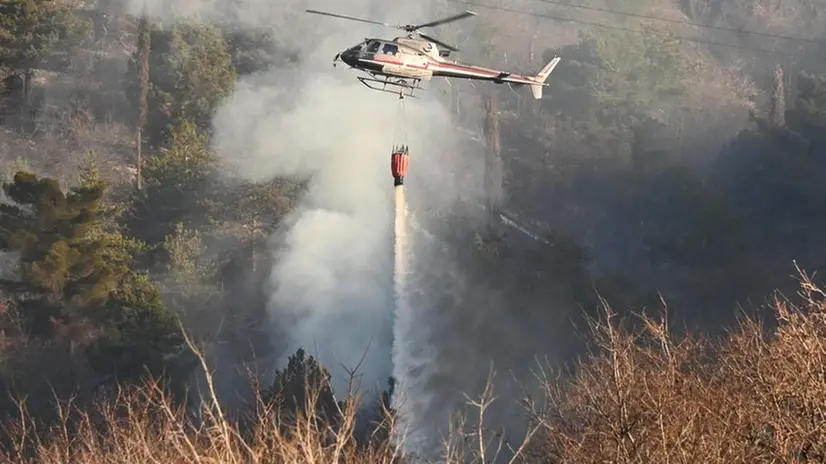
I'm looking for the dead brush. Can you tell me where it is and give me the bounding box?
[530,268,826,463]
[5,270,826,463]
[0,324,407,464]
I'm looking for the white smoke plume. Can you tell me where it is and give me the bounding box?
[206,1,465,404]
[118,0,543,457]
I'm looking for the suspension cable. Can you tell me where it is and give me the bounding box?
[392,94,408,150]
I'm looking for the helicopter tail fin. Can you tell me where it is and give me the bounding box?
[530,55,561,99]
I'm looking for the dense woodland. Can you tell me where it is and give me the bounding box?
[0,0,825,462]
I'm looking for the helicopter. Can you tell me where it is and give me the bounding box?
[305,8,561,99]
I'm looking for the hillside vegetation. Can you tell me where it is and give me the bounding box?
[0,0,825,461]
[3,275,826,463]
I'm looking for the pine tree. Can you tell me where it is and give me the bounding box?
[262,348,341,428]
[125,21,236,148]
[128,120,218,247]
[0,0,88,112]
[0,170,182,384]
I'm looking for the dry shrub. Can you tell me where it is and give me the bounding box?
[0,379,395,464]
[0,362,532,463]
[5,269,826,463]
[531,266,826,463]
[0,347,404,464]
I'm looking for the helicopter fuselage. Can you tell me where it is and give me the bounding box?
[307,8,560,99]
[336,37,554,87]
[339,38,435,80]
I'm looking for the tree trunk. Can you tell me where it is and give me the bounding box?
[23,69,31,106]
[527,19,541,118]
[251,218,259,273]
[69,340,77,394]
[21,69,33,122]
[770,64,785,127]
[136,11,151,190]
[483,93,503,231]
[451,85,460,116]
[136,130,143,189]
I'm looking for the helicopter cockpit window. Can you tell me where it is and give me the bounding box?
[381,43,399,55]
[366,41,381,53]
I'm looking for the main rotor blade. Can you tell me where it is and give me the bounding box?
[413,10,476,30]
[305,9,392,28]
[419,33,459,52]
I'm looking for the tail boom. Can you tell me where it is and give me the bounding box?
[530,55,561,99]
[501,55,561,99]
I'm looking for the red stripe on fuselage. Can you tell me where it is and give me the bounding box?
[373,56,403,65]
[434,62,500,77]
[370,56,428,70]
[368,56,536,83]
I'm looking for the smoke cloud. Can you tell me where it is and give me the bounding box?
[118,0,559,456]
[209,5,465,405]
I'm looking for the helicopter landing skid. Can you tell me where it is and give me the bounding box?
[357,76,421,99]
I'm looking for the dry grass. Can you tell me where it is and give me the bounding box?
[2,268,826,463]
[0,325,406,464]
[530,264,826,463]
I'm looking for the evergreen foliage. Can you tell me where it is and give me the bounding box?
[262,348,342,427]
[0,0,89,73]
[0,168,182,383]
[128,120,218,247]
[124,21,236,148]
